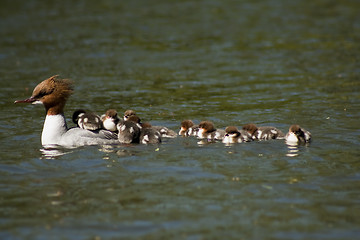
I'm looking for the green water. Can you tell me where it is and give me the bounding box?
[1,0,360,239]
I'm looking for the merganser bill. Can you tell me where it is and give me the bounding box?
[101,109,120,132]
[242,123,285,140]
[72,109,102,131]
[179,120,199,137]
[285,124,312,144]
[14,75,118,147]
[222,126,253,144]
[197,121,225,141]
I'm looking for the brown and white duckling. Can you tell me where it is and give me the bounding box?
[179,120,199,137]
[197,121,225,141]
[152,125,177,138]
[285,124,311,144]
[101,109,120,132]
[222,126,253,144]
[72,109,102,131]
[127,114,176,138]
[242,123,285,140]
[117,119,142,144]
[140,122,162,144]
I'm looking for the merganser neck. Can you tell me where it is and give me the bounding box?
[42,114,68,146]
[46,103,65,116]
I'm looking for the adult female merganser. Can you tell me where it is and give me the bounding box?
[242,123,285,140]
[101,109,120,132]
[222,126,253,144]
[285,124,312,144]
[72,109,102,131]
[14,75,118,147]
[197,121,225,140]
[179,120,199,137]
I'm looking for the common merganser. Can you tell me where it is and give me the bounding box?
[242,123,285,140]
[117,120,142,144]
[101,109,120,132]
[14,75,118,147]
[197,121,225,140]
[123,109,137,121]
[140,122,162,144]
[285,124,312,144]
[222,126,253,144]
[72,109,102,131]
[179,120,199,137]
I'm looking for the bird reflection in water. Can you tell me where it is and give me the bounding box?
[286,142,300,157]
[40,147,72,158]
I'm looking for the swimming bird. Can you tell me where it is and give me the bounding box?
[242,123,285,140]
[14,75,118,147]
[179,120,199,137]
[72,109,103,131]
[139,122,162,144]
[222,126,253,144]
[101,109,120,132]
[117,119,142,144]
[197,121,225,141]
[285,124,312,144]
[127,114,176,138]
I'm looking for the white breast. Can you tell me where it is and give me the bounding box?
[41,114,68,146]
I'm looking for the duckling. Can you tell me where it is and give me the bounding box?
[179,120,199,137]
[242,123,285,140]
[72,109,102,131]
[285,124,311,144]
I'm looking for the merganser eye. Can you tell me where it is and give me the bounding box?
[35,90,47,99]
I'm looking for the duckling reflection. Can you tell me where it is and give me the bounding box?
[286,143,300,157]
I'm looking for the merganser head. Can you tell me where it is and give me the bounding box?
[15,75,73,115]
[287,125,304,141]
[179,120,194,135]
[198,121,216,133]
[72,109,86,125]
[127,115,141,124]
[222,126,241,143]
[124,109,136,121]
[242,123,258,136]
[286,124,312,144]
[104,109,118,120]
[101,109,120,132]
